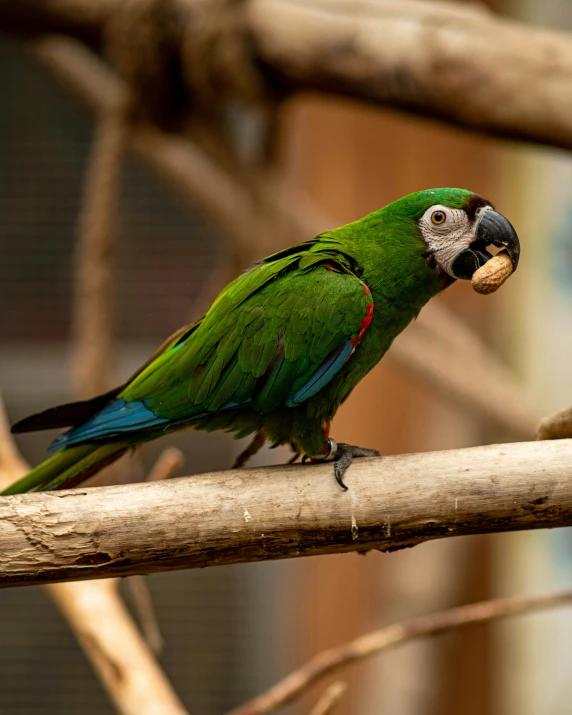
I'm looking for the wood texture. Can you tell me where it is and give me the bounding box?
[2,439,572,588]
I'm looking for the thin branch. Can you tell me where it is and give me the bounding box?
[228,589,572,715]
[125,574,164,655]
[233,430,266,469]
[1,438,572,588]
[121,448,186,653]
[71,96,128,398]
[391,302,543,438]
[0,394,187,714]
[146,447,185,482]
[27,36,542,438]
[308,682,347,715]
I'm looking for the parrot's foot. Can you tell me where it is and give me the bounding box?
[333,442,381,490]
[313,439,381,490]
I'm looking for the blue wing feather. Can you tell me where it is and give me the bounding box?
[285,341,354,407]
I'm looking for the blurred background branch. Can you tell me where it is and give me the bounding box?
[307,681,348,715]
[230,590,572,715]
[4,0,572,152]
[0,394,187,714]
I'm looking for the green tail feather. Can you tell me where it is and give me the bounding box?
[1,442,128,495]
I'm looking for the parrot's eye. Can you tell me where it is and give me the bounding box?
[431,210,447,225]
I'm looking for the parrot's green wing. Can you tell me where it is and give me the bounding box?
[127,250,374,418]
[48,247,374,448]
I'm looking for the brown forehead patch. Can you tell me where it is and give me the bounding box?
[465,194,493,221]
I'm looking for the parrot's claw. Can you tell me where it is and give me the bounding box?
[310,439,380,489]
[332,443,381,490]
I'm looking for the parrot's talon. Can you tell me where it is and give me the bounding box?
[334,462,349,490]
[288,452,300,464]
[332,443,381,490]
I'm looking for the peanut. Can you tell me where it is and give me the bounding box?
[471,250,513,295]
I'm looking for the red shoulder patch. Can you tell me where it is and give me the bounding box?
[351,283,374,346]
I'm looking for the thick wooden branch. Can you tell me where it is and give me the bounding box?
[2,439,572,589]
[248,0,572,150]
[6,1,572,151]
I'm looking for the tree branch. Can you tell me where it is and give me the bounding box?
[6,1,572,151]
[308,681,347,715]
[247,0,572,150]
[71,91,128,398]
[1,439,572,588]
[0,394,187,713]
[228,589,572,715]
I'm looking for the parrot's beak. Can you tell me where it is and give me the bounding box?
[450,209,520,280]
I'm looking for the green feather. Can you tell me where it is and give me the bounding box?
[5,188,496,492]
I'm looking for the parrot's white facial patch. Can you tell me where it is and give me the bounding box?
[418,204,490,277]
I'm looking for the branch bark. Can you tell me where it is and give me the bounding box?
[2,439,572,588]
[6,1,572,152]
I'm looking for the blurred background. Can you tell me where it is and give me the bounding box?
[2,0,572,713]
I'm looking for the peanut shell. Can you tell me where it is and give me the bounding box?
[471,250,513,295]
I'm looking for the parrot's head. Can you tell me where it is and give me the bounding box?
[401,188,520,282]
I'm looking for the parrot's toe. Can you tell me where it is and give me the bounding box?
[304,439,381,489]
[333,442,381,490]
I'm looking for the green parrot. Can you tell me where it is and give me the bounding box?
[3,188,519,495]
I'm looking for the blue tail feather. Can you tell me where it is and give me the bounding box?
[49,398,169,451]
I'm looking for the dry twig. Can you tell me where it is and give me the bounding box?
[228,590,572,715]
[308,681,348,715]
[233,430,266,469]
[71,96,128,398]
[147,446,185,482]
[125,575,164,654]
